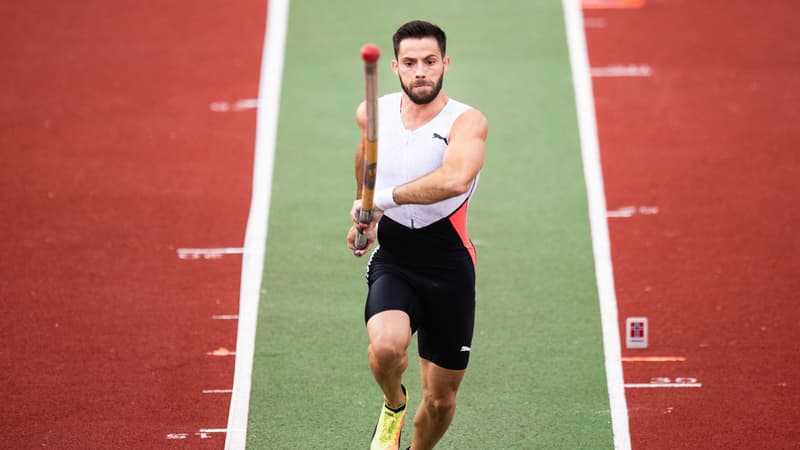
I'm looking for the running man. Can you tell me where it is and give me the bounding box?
[346,20,489,450]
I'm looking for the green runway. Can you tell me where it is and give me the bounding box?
[247,1,613,448]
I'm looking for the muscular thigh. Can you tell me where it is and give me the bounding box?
[416,257,476,371]
[365,252,423,332]
[366,250,476,371]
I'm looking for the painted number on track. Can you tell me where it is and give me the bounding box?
[166,432,214,440]
[625,376,703,388]
[651,377,698,385]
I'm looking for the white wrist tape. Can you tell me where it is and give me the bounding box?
[374,187,398,211]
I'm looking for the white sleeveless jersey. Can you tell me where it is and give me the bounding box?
[375,92,478,229]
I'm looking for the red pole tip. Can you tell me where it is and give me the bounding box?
[360,44,381,63]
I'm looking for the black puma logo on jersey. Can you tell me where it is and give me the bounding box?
[432,133,449,145]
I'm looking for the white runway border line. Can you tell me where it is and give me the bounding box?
[224,0,289,449]
[562,1,632,449]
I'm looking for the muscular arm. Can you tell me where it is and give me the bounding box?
[347,103,487,256]
[390,108,488,205]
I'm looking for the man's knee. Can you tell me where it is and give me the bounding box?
[369,339,407,368]
[422,392,456,418]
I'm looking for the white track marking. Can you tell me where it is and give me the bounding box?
[204,389,234,394]
[234,99,260,111]
[607,206,636,218]
[207,350,237,356]
[204,428,243,434]
[224,0,288,448]
[168,429,242,441]
[562,1,632,449]
[210,98,261,112]
[591,64,653,77]
[210,102,232,112]
[625,383,702,388]
[176,247,246,259]
[607,205,659,218]
[627,376,701,388]
[212,314,239,320]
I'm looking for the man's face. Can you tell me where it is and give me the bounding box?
[392,37,449,105]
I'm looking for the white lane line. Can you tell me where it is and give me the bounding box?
[177,247,246,259]
[204,389,234,394]
[562,1,632,449]
[591,64,653,77]
[224,0,289,448]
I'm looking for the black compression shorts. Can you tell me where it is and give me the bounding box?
[364,248,476,371]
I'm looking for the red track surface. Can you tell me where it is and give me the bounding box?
[585,1,800,448]
[0,1,264,447]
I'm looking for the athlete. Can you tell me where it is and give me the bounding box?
[346,20,489,450]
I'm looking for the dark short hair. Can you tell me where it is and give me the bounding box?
[392,20,447,58]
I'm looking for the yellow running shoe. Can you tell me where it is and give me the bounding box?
[370,385,408,450]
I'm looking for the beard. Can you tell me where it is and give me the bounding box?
[400,74,444,105]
